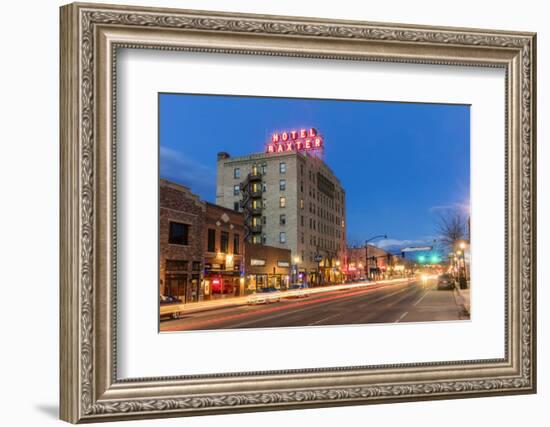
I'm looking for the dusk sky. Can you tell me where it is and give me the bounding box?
[159,93,470,253]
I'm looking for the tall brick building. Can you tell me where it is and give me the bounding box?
[160,179,293,300]
[216,129,346,286]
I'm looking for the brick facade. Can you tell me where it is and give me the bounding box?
[203,202,246,297]
[159,180,205,302]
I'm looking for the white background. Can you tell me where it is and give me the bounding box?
[118,49,504,377]
[0,0,546,426]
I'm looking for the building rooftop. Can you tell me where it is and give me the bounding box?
[217,150,343,188]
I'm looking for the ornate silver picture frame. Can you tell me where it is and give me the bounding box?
[60,2,536,423]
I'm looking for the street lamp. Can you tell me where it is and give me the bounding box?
[365,234,387,281]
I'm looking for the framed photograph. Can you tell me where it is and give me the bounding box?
[60,2,537,423]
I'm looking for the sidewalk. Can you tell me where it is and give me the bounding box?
[453,284,471,317]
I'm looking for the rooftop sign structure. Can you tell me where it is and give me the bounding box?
[265,128,323,154]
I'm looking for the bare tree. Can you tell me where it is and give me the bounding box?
[435,209,468,250]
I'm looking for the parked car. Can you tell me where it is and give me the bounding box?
[160,294,182,304]
[437,274,455,290]
[288,283,309,290]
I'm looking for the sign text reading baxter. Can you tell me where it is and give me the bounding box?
[266,128,323,154]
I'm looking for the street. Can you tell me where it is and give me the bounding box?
[161,279,470,332]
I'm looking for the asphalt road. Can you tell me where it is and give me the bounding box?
[161,280,469,332]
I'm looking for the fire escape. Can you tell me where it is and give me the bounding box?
[240,171,263,243]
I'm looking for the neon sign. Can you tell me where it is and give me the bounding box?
[266,128,323,154]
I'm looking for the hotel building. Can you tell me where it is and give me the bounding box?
[216,128,346,285]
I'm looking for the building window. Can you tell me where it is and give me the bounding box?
[168,222,189,245]
[280,214,286,226]
[261,163,267,174]
[262,183,267,192]
[262,234,267,245]
[262,216,267,225]
[301,215,304,226]
[252,235,261,244]
[262,199,267,209]
[207,228,216,252]
[252,164,258,175]
[234,168,240,179]
[300,199,304,209]
[192,261,201,271]
[233,201,239,212]
[233,185,240,196]
[279,197,286,208]
[220,231,229,253]
[233,234,240,255]
[279,179,286,191]
[279,232,286,243]
[279,162,286,174]
[300,181,303,192]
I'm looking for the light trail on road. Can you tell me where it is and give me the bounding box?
[162,280,416,332]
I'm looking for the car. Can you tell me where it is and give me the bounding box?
[286,283,309,298]
[288,283,309,290]
[437,274,455,290]
[160,294,182,304]
[248,287,281,304]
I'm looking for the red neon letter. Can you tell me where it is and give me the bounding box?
[305,139,311,149]
[309,128,317,137]
[286,143,293,152]
[267,144,275,153]
[282,132,289,141]
[277,144,284,153]
[314,137,322,148]
[300,129,307,138]
[290,130,298,140]
[296,141,302,150]
[272,133,280,143]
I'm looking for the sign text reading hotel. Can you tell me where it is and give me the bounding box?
[265,128,323,154]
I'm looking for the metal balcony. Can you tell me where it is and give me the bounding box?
[247,172,262,182]
[247,224,262,234]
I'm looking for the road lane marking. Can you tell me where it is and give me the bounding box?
[395,312,409,323]
[414,291,429,306]
[308,313,341,326]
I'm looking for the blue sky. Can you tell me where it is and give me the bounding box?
[159,93,470,253]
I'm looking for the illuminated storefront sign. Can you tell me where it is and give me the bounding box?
[266,128,323,154]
